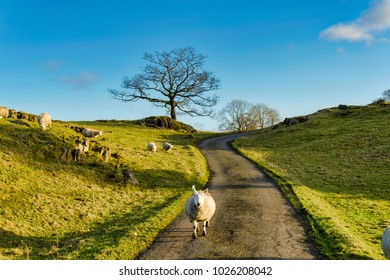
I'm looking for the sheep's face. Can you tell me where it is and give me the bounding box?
[193,191,206,208]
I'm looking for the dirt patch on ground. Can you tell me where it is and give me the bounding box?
[136,133,320,259]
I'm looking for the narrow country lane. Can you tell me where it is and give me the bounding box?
[136,133,319,259]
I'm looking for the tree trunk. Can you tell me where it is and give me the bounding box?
[170,101,177,120]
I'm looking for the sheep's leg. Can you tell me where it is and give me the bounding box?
[205,220,210,227]
[192,221,198,239]
[202,221,207,236]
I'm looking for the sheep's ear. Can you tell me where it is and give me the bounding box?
[192,185,197,194]
[203,188,209,194]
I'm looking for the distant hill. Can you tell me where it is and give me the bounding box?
[234,104,390,259]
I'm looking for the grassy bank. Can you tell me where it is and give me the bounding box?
[0,118,214,259]
[233,105,390,259]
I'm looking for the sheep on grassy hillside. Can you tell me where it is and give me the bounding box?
[82,128,102,139]
[147,142,157,154]
[162,142,172,152]
[382,227,390,259]
[38,112,52,130]
[0,106,9,119]
[185,185,216,239]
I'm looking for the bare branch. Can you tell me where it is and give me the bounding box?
[108,47,220,120]
[218,99,280,132]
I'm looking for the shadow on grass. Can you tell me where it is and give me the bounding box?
[0,193,184,260]
[0,124,199,259]
[64,193,183,259]
[0,122,206,191]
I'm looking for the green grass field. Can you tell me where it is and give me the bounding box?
[0,117,214,259]
[2,105,389,260]
[233,105,390,259]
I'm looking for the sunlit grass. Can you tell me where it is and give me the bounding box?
[234,105,390,259]
[0,118,215,259]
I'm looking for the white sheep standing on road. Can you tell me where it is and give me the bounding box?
[82,128,102,139]
[162,142,172,152]
[147,142,157,154]
[382,227,390,259]
[38,112,52,130]
[185,185,216,239]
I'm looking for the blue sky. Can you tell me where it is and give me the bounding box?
[1,0,390,131]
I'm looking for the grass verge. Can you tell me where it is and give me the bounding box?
[233,105,390,259]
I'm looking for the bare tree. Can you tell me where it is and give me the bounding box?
[218,99,281,132]
[218,99,256,132]
[383,89,390,101]
[108,47,220,120]
[266,107,281,127]
[250,103,270,129]
[249,104,281,128]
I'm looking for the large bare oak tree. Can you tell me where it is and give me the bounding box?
[108,47,220,120]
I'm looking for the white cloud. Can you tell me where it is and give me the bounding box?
[57,72,100,90]
[320,0,390,42]
[321,23,372,42]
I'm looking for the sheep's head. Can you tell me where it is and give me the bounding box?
[192,185,206,208]
[39,122,47,130]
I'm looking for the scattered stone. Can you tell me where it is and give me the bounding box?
[17,111,38,122]
[140,116,197,133]
[72,148,82,162]
[122,168,139,185]
[282,116,308,126]
[60,146,72,162]
[338,104,350,110]
[8,109,17,119]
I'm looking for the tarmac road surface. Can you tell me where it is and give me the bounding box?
[136,133,319,260]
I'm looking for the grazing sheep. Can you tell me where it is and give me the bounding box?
[382,227,390,259]
[162,142,172,152]
[0,106,9,119]
[185,185,216,239]
[81,128,102,139]
[147,142,157,154]
[38,112,52,130]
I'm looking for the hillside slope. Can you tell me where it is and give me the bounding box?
[0,117,212,259]
[234,104,390,259]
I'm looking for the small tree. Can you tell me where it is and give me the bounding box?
[108,47,220,120]
[383,89,390,101]
[265,107,281,127]
[218,99,255,132]
[249,104,281,128]
[250,103,270,129]
[218,99,280,132]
